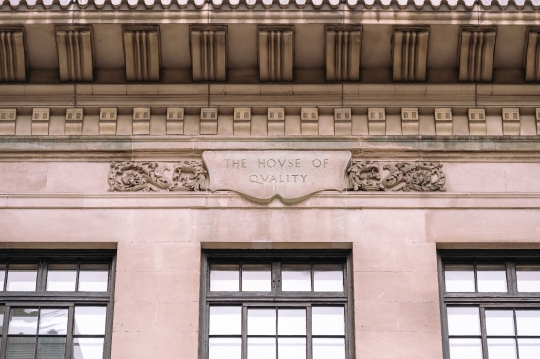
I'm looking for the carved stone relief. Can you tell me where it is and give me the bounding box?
[108,161,208,192]
[347,160,446,192]
[108,157,447,196]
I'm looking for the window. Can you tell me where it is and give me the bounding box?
[439,250,540,359]
[0,250,115,359]
[200,250,353,359]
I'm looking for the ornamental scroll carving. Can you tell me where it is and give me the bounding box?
[347,161,446,192]
[108,161,208,192]
[107,157,447,196]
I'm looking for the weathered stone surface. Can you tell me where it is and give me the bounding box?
[0,163,49,193]
[426,209,540,242]
[46,162,109,193]
[191,208,363,243]
[203,150,351,203]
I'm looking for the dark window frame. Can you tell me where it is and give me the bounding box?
[0,249,116,359]
[438,249,540,359]
[199,249,355,359]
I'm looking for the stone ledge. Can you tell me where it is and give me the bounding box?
[0,136,540,160]
[2,192,540,209]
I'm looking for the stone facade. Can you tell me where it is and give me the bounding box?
[1,1,540,359]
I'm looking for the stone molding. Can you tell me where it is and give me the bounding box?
[1,105,539,137]
[3,192,540,209]
[392,27,429,82]
[0,28,26,82]
[123,26,161,82]
[325,26,362,82]
[258,26,294,82]
[458,28,496,82]
[1,0,539,10]
[190,26,227,82]
[55,26,94,82]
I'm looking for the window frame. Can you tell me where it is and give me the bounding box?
[438,249,540,359]
[0,249,116,359]
[199,249,355,359]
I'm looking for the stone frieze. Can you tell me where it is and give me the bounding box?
[347,160,446,192]
[107,157,447,199]
[108,160,208,192]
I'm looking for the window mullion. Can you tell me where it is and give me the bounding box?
[275,262,281,294]
[507,261,517,294]
[307,305,313,359]
[33,308,40,359]
[473,263,478,293]
[36,260,47,292]
[242,305,247,359]
[0,305,9,359]
[65,306,74,359]
[310,264,314,292]
[479,306,488,359]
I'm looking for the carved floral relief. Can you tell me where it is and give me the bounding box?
[108,161,208,192]
[346,160,446,192]
[108,158,446,194]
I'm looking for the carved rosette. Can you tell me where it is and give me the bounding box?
[347,161,446,192]
[108,161,208,192]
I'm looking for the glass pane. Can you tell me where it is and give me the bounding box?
[0,266,5,291]
[47,265,77,292]
[242,265,271,292]
[486,310,515,336]
[278,309,306,335]
[7,265,38,291]
[39,309,68,335]
[9,308,38,335]
[248,338,275,359]
[210,265,239,292]
[449,338,483,359]
[0,306,4,333]
[312,307,344,336]
[516,311,540,336]
[313,338,345,359]
[487,339,517,359]
[447,307,480,336]
[278,338,306,359]
[209,338,241,359]
[248,309,275,336]
[517,266,540,293]
[518,339,540,359]
[37,337,67,359]
[282,265,311,292]
[209,306,241,335]
[78,265,108,292]
[71,338,104,359]
[445,264,475,292]
[477,265,507,293]
[73,307,107,335]
[313,264,343,292]
[6,337,36,359]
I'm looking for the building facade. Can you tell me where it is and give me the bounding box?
[1,0,540,358]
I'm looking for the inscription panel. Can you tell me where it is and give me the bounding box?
[203,150,351,204]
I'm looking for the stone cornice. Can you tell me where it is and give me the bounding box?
[1,136,540,160]
[1,0,540,11]
[2,7,540,25]
[1,83,540,107]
